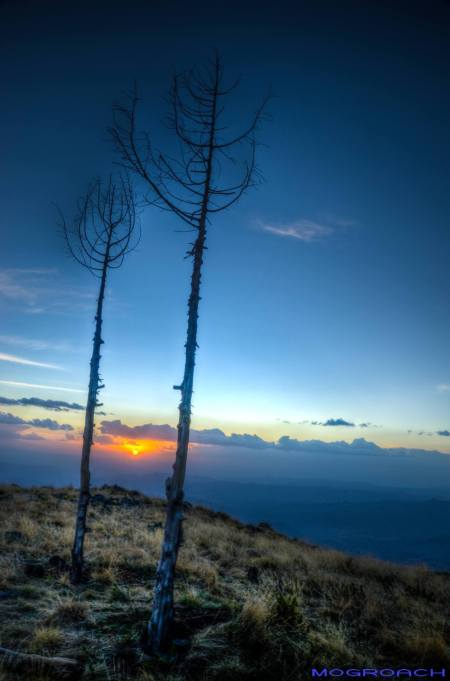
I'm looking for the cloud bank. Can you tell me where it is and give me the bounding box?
[0,411,73,431]
[99,420,447,458]
[100,420,271,450]
[0,396,84,412]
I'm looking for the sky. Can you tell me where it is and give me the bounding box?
[1,0,450,488]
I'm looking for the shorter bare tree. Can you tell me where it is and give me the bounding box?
[60,175,139,583]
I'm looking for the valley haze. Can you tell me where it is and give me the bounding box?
[1,432,449,570]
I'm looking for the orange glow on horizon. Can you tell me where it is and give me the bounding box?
[120,439,176,456]
[123,442,144,456]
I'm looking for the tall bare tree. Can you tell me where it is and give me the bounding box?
[61,176,139,583]
[111,53,267,651]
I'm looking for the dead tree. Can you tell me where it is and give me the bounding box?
[111,53,267,652]
[61,176,139,583]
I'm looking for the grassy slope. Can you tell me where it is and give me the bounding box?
[0,484,449,680]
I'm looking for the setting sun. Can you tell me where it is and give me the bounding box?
[124,443,144,456]
[120,439,176,457]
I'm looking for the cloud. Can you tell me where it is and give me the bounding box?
[29,418,73,431]
[409,429,439,438]
[0,268,51,304]
[95,434,115,444]
[192,429,272,449]
[0,268,95,316]
[0,412,25,425]
[0,352,63,370]
[0,411,73,431]
[437,430,450,437]
[322,418,355,427]
[436,384,450,393]
[295,418,380,429]
[0,396,84,412]
[99,420,272,449]
[306,418,379,428]
[0,335,76,353]
[83,418,450,459]
[99,420,388,454]
[101,420,177,441]
[277,435,382,454]
[20,432,46,441]
[308,418,356,427]
[259,219,333,242]
[0,380,85,394]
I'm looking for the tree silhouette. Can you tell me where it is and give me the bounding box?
[61,175,139,583]
[111,53,268,651]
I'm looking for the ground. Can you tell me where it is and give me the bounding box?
[0,484,449,680]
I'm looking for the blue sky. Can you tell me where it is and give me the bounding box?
[1,0,450,470]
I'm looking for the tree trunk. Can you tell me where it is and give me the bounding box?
[146,228,206,651]
[71,249,109,583]
[146,68,218,654]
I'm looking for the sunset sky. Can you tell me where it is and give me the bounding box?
[1,0,450,480]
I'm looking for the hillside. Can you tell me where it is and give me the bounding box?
[0,484,449,680]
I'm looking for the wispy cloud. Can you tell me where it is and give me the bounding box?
[0,335,76,353]
[0,353,64,370]
[0,268,54,304]
[408,429,446,438]
[415,431,433,437]
[284,418,380,428]
[259,219,333,242]
[436,384,450,393]
[0,380,85,393]
[0,268,95,316]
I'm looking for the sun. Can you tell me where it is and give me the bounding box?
[123,442,144,457]
[120,439,176,456]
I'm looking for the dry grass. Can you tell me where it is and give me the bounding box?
[0,484,449,680]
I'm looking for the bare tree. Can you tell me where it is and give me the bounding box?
[61,176,139,583]
[111,52,267,652]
